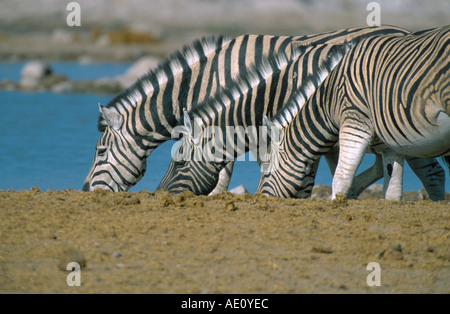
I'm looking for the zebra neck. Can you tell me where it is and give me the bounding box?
[101,35,232,148]
[286,82,340,163]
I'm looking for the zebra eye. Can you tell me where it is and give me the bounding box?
[97,147,107,157]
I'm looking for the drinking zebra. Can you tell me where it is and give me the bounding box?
[157,29,446,200]
[157,43,351,194]
[82,34,290,191]
[257,26,450,200]
[82,26,411,192]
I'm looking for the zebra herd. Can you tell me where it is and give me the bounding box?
[83,25,450,201]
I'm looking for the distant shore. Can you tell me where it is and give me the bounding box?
[1,0,448,63]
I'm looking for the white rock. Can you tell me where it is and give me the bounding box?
[51,81,73,93]
[117,56,160,88]
[20,60,52,89]
[229,185,248,195]
[21,60,52,80]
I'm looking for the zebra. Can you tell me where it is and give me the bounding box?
[158,30,445,200]
[156,42,352,194]
[82,34,292,191]
[157,30,446,199]
[257,26,450,200]
[82,26,410,192]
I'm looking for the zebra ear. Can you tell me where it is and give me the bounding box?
[262,116,282,145]
[183,108,193,135]
[191,118,202,145]
[99,104,123,131]
[183,109,202,145]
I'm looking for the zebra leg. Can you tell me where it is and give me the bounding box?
[208,161,235,195]
[381,150,404,200]
[325,148,355,199]
[405,157,445,201]
[324,148,383,199]
[332,124,373,199]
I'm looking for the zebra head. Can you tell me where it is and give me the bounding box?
[256,116,317,198]
[82,104,147,191]
[156,110,227,194]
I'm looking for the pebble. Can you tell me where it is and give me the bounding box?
[229,185,248,195]
[391,244,403,253]
[225,201,236,211]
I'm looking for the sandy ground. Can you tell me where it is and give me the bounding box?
[0,189,448,294]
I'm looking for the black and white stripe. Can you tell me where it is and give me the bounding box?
[83,34,298,191]
[157,26,424,195]
[257,25,450,200]
[82,26,410,192]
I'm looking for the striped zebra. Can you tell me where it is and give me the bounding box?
[158,39,446,200]
[82,34,290,191]
[82,26,410,192]
[158,29,447,199]
[157,42,352,194]
[257,26,450,200]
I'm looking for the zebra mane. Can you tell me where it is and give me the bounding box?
[188,50,290,127]
[97,35,232,132]
[271,43,353,129]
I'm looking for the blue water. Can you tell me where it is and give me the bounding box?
[0,63,448,193]
[0,61,131,82]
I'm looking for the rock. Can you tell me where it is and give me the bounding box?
[225,201,236,211]
[418,188,429,200]
[160,194,175,207]
[311,184,331,199]
[358,184,383,200]
[30,186,41,193]
[403,191,421,201]
[116,56,160,88]
[229,185,248,195]
[51,81,74,93]
[311,246,333,254]
[5,55,159,94]
[391,243,403,253]
[20,60,52,89]
[19,60,68,91]
[21,60,52,79]
[0,79,18,91]
[189,199,204,208]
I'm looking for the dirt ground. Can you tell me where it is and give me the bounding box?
[0,188,448,294]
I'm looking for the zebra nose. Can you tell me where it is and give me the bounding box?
[82,181,90,191]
